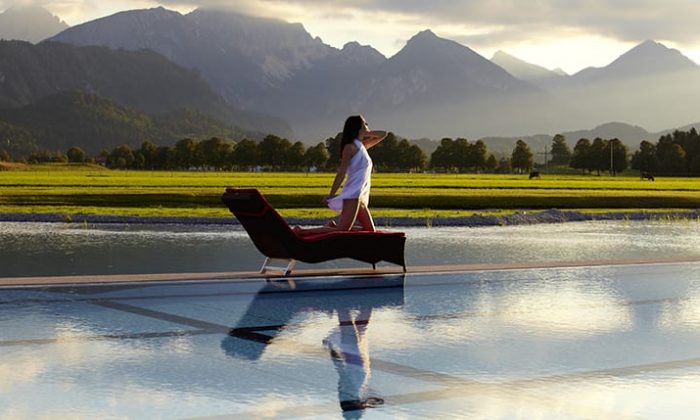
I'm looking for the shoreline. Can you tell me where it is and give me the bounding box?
[1,209,699,227]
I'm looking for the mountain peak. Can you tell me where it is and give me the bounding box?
[637,39,664,49]
[627,40,679,57]
[406,29,439,44]
[608,40,697,73]
[415,29,437,37]
[402,29,475,56]
[492,50,512,60]
[341,41,386,64]
[0,5,68,43]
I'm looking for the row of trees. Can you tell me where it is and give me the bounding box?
[32,133,429,172]
[548,128,700,175]
[569,137,629,175]
[428,138,535,173]
[0,134,605,174]
[7,128,699,175]
[631,128,700,174]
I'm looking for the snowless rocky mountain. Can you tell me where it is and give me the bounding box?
[47,7,700,142]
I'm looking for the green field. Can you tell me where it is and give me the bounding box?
[1,164,699,219]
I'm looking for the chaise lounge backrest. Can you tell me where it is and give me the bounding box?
[221,188,298,259]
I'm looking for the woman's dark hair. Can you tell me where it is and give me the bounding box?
[340,115,364,155]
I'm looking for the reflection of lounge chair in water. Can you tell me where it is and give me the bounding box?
[221,276,404,416]
[221,188,406,275]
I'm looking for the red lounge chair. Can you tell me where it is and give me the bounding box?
[221,188,406,275]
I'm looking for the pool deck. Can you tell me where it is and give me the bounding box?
[4,254,700,287]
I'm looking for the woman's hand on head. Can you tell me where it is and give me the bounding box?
[361,130,388,148]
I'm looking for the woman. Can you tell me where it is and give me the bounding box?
[297,115,387,233]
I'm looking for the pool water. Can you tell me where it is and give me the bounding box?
[2,261,700,418]
[2,220,700,277]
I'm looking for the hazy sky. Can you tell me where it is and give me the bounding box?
[4,0,700,74]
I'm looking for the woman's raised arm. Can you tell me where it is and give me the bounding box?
[361,130,387,149]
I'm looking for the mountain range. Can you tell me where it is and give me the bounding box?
[0,39,291,140]
[2,5,700,154]
[49,6,700,142]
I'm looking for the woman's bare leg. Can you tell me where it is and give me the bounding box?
[354,203,375,231]
[336,199,360,230]
[294,199,359,234]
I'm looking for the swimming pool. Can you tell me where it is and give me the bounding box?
[2,260,699,418]
[2,220,700,277]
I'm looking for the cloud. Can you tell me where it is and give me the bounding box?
[7,0,700,48]
[147,0,700,46]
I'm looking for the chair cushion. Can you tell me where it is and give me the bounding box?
[298,230,405,242]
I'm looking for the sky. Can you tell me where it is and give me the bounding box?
[3,0,700,74]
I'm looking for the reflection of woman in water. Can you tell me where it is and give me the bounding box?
[222,276,404,417]
[323,307,384,417]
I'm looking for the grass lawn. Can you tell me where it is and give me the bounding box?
[1,164,699,219]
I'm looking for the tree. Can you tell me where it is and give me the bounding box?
[690,153,700,174]
[369,132,400,171]
[684,128,700,172]
[589,137,608,175]
[66,146,87,163]
[430,137,485,173]
[610,138,628,175]
[0,149,10,162]
[286,141,306,170]
[402,143,427,172]
[0,121,38,159]
[140,141,159,169]
[550,134,572,165]
[108,145,135,169]
[485,154,498,172]
[430,138,456,172]
[570,138,592,174]
[53,151,68,163]
[469,140,488,171]
[324,134,342,168]
[173,138,198,169]
[304,142,329,170]
[511,140,533,173]
[659,143,686,174]
[196,137,233,170]
[258,135,291,170]
[27,150,54,163]
[155,146,174,170]
[131,151,145,169]
[631,140,658,172]
[453,138,471,172]
[232,139,259,170]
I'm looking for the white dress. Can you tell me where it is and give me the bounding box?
[327,139,373,212]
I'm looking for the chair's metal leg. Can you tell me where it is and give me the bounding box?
[283,260,296,276]
[260,257,272,273]
[261,257,296,276]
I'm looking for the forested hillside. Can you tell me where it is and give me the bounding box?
[0,91,253,155]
